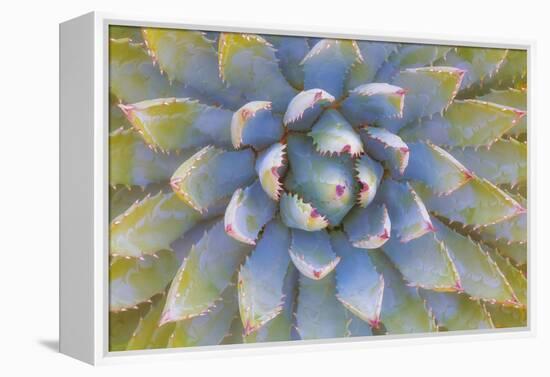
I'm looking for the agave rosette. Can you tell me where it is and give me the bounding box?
[108,26,528,351]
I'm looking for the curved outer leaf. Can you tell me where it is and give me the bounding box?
[484,50,527,90]
[400,100,526,147]
[377,180,434,243]
[413,177,525,228]
[289,229,340,280]
[448,139,527,187]
[340,83,406,125]
[238,220,291,335]
[109,306,144,351]
[381,233,461,291]
[243,265,298,343]
[126,294,167,350]
[345,41,397,91]
[308,109,364,156]
[376,44,452,82]
[488,249,527,307]
[160,221,252,323]
[280,193,328,231]
[231,101,283,149]
[109,128,195,187]
[420,291,494,331]
[264,36,309,89]
[295,273,349,340]
[110,25,143,42]
[478,88,526,136]
[218,33,296,112]
[224,180,276,245]
[343,203,391,249]
[442,47,508,90]
[331,232,384,327]
[369,252,436,334]
[283,89,335,131]
[347,313,374,337]
[170,146,255,213]
[109,183,167,221]
[285,135,356,225]
[493,242,527,267]
[110,250,178,311]
[355,154,383,208]
[110,99,130,131]
[480,206,527,245]
[301,39,363,99]
[142,28,242,109]
[403,142,473,195]
[384,66,464,130]
[168,285,238,348]
[110,192,201,257]
[485,303,527,328]
[434,219,518,305]
[120,98,233,152]
[255,142,286,200]
[361,126,409,176]
[109,38,176,103]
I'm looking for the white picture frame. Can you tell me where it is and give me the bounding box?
[59,11,535,365]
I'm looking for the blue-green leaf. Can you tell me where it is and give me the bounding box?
[265,36,309,89]
[110,250,177,311]
[160,221,252,323]
[142,28,243,109]
[382,233,460,291]
[109,38,177,103]
[399,100,526,147]
[218,33,296,112]
[441,47,508,91]
[433,219,518,305]
[340,83,406,126]
[280,192,329,231]
[355,154,383,208]
[413,177,525,228]
[420,290,494,331]
[224,180,277,245]
[231,101,283,150]
[170,146,255,213]
[361,126,409,175]
[121,98,234,152]
[283,89,335,131]
[238,220,291,335]
[255,142,287,200]
[343,203,391,249]
[403,142,473,195]
[296,273,349,339]
[345,41,397,90]
[478,88,526,136]
[289,229,340,280]
[377,180,434,243]
[379,66,464,132]
[110,192,201,257]
[308,109,363,156]
[109,128,195,187]
[168,285,238,348]
[301,39,363,99]
[369,252,436,334]
[285,134,356,225]
[331,232,384,326]
[448,139,527,186]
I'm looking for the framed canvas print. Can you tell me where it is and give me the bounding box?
[60,12,532,365]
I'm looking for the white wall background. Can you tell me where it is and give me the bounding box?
[0,0,547,375]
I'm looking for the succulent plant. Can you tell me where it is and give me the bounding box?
[108,26,528,351]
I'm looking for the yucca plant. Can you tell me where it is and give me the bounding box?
[108,25,528,351]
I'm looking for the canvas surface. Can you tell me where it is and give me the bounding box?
[108,25,528,352]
